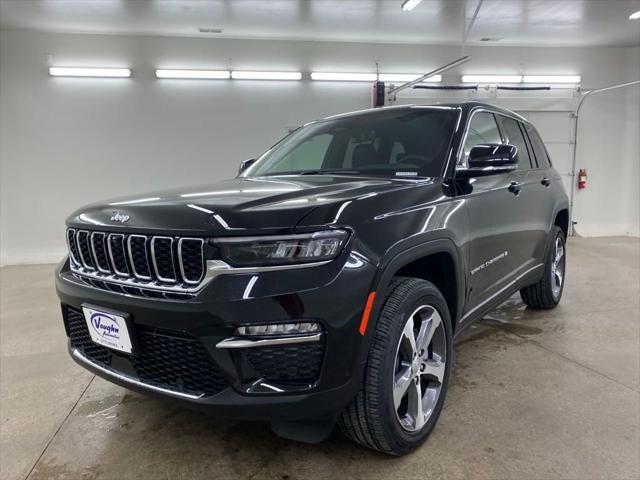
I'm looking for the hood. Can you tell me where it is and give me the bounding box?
[67,175,437,235]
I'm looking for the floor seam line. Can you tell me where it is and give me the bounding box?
[23,375,96,480]
[491,326,640,394]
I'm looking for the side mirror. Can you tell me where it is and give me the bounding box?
[457,144,518,177]
[238,158,257,174]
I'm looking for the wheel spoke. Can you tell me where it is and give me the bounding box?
[393,363,413,408]
[416,309,441,354]
[554,269,563,287]
[407,380,425,430]
[555,241,564,264]
[422,359,445,383]
[401,315,417,356]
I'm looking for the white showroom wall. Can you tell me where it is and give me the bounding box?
[0,29,639,265]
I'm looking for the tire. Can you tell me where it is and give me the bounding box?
[339,277,453,456]
[520,226,566,309]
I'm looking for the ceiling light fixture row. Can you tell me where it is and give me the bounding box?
[462,74,582,84]
[47,67,581,85]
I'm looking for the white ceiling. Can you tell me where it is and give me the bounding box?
[1,0,639,47]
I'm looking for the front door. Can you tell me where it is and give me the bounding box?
[457,111,536,316]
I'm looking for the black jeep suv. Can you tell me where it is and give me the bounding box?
[56,102,569,455]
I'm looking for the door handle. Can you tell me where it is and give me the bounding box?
[541,177,551,187]
[508,181,522,195]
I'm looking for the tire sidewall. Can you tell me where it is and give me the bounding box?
[377,281,453,451]
[547,226,566,304]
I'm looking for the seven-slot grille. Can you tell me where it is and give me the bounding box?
[67,228,205,289]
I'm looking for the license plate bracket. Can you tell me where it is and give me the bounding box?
[82,304,136,354]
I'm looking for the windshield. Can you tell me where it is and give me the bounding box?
[243,107,460,178]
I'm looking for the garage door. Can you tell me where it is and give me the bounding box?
[515,111,575,196]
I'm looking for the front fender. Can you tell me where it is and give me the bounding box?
[354,237,467,375]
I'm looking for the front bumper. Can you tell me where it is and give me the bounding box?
[55,251,376,421]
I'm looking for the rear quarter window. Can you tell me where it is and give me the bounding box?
[525,124,552,168]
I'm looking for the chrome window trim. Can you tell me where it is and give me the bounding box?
[455,108,503,171]
[216,332,322,349]
[127,234,152,280]
[178,238,205,284]
[454,107,531,173]
[76,230,95,271]
[107,233,129,277]
[150,236,177,283]
[71,348,204,400]
[90,232,111,274]
[66,228,80,266]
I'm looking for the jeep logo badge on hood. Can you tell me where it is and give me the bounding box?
[110,212,130,223]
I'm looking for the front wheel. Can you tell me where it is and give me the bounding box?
[339,277,453,455]
[520,226,566,309]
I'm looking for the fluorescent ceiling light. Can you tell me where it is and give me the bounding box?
[462,75,523,83]
[630,10,640,19]
[378,73,442,83]
[401,0,423,11]
[523,75,581,84]
[231,71,302,80]
[311,72,377,82]
[155,69,230,79]
[49,67,131,78]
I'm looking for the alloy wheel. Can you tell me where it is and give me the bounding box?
[551,236,565,298]
[393,305,446,432]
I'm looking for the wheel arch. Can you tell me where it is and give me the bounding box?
[367,239,465,339]
[554,208,569,238]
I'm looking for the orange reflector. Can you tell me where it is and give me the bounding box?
[358,291,376,336]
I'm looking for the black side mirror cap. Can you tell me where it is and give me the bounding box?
[238,158,257,175]
[456,144,518,178]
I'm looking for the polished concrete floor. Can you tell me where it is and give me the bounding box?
[1,237,639,480]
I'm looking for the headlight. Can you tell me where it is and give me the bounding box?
[214,230,349,267]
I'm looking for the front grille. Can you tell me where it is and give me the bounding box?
[243,341,325,384]
[77,231,95,269]
[91,233,110,272]
[67,228,205,293]
[108,234,129,276]
[66,307,228,397]
[128,235,151,279]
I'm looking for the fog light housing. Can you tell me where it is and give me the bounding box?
[235,322,321,336]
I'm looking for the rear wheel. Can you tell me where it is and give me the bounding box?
[339,277,452,455]
[520,226,566,309]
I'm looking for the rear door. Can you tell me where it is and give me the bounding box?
[496,115,548,265]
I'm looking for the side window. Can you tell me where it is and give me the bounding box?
[272,133,332,172]
[525,124,552,168]
[461,112,502,166]
[498,116,533,170]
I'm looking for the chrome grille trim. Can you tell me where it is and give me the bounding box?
[66,228,80,266]
[76,230,95,271]
[151,236,177,283]
[107,234,129,277]
[65,228,330,297]
[178,238,205,285]
[90,232,111,274]
[127,234,152,280]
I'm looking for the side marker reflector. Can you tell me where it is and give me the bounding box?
[358,291,376,336]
